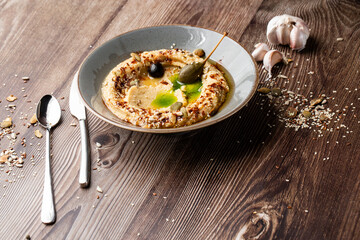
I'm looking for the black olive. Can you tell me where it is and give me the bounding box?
[149,63,164,78]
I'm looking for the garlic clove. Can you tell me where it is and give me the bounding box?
[290,24,310,51]
[276,24,291,45]
[267,15,282,44]
[252,43,270,61]
[263,50,283,77]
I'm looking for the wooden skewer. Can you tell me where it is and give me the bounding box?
[204,32,228,62]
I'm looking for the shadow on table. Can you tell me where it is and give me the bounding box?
[160,95,281,162]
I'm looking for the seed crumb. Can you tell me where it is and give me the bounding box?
[30,114,37,124]
[34,130,43,138]
[1,117,12,128]
[6,95,17,102]
[96,186,103,193]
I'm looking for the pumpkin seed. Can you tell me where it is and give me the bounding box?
[129,80,139,87]
[285,107,298,118]
[310,98,323,106]
[257,87,271,94]
[130,52,141,61]
[170,102,183,111]
[302,110,311,118]
[271,88,282,96]
[319,114,328,121]
[180,107,188,118]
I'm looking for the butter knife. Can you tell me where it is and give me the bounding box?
[69,72,90,187]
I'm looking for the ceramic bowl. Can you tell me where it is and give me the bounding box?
[78,25,258,133]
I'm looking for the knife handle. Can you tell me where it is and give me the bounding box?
[79,119,90,188]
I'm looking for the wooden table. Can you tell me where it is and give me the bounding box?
[0,1,359,239]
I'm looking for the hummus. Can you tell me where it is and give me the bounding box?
[102,49,229,128]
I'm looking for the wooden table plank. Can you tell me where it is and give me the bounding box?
[237,1,360,239]
[0,0,359,239]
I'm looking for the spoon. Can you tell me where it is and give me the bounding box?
[178,32,228,84]
[36,95,61,224]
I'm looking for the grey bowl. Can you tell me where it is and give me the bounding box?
[78,25,259,133]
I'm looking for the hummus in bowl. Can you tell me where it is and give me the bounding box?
[102,49,229,128]
[77,25,258,133]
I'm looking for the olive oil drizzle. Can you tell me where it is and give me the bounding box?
[150,73,203,109]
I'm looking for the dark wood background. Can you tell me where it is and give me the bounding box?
[0,0,359,239]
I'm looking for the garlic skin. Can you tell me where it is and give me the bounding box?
[263,50,283,77]
[252,43,270,61]
[267,14,310,51]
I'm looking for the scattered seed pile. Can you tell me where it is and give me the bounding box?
[255,51,356,140]
[257,87,340,135]
[0,77,44,183]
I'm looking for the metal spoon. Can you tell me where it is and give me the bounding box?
[36,95,61,224]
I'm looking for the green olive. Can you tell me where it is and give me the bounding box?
[193,48,205,57]
[178,62,204,84]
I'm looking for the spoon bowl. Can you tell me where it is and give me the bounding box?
[37,95,61,129]
[36,95,61,224]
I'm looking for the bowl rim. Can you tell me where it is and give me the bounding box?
[77,24,259,133]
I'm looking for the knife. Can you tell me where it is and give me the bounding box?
[69,72,90,187]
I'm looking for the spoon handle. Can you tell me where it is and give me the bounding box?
[41,128,56,224]
[79,119,90,187]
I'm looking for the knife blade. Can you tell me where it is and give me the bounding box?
[69,72,90,187]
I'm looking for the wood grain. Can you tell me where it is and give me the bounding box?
[0,0,359,239]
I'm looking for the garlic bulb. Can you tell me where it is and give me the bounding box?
[252,43,270,61]
[267,14,310,51]
[263,50,283,77]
